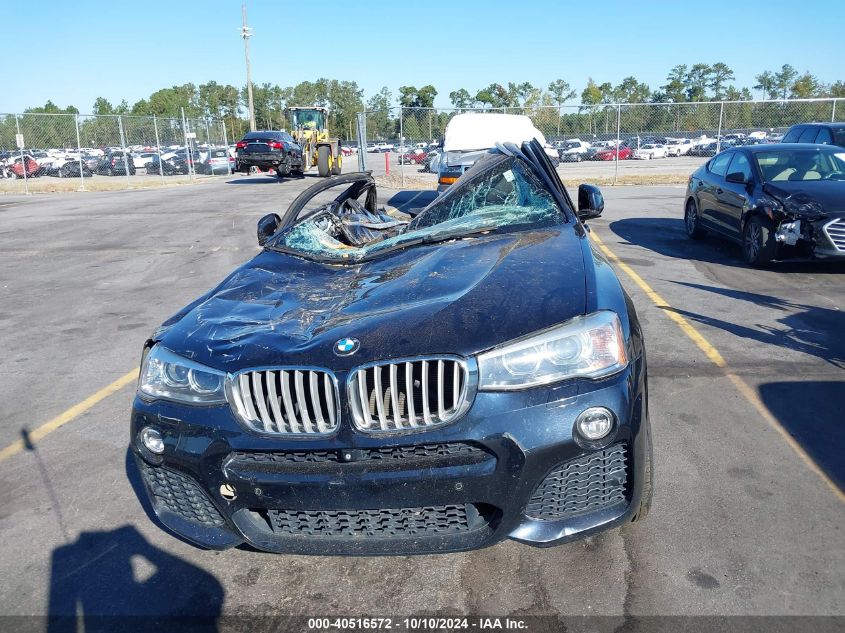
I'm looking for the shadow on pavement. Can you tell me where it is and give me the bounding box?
[609,217,845,273]
[759,381,845,491]
[669,282,845,369]
[225,176,284,185]
[226,172,332,185]
[660,282,844,490]
[47,524,223,631]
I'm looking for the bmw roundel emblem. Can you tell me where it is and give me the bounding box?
[334,338,360,356]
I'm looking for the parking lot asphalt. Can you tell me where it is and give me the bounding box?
[0,174,842,619]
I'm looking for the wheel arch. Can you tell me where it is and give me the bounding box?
[685,194,699,210]
[740,204,771,233]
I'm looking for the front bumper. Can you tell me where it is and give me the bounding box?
[130,358,650,555]
[776,215,845,260]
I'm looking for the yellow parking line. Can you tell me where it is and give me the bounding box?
[0,369,138,463]
[590,231,845,502]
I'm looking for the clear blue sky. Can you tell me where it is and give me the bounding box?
[3,0,843,114]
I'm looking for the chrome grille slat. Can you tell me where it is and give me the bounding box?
[294,370,313,433]
[373,366,388,430]
[280,371,299,433]
[239,374,259,421]
[357,370,373,429]
[231,368,339,436]
[252,371,272,433]
[421,360,431,425]
[324,374,336,427]
[405,361,417,427]
[453,362,460,410]
[389,364,401,428]
[348,357,470,433]
[824,218,845,251]
[437,359,445,421]
[265,370,283,433]
[309,371,326,433]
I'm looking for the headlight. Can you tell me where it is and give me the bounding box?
[139,345,226,405]
[477,311,628,390]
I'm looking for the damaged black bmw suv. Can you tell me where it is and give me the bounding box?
[131,140,652,555]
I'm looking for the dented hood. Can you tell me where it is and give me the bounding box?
[763,181,845,216]
[157,227,587,373]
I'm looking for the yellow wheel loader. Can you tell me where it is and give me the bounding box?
[287,106,342,177]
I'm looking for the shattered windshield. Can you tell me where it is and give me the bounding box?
[272,152,565,263]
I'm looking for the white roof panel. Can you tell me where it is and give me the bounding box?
[443,113,547,152]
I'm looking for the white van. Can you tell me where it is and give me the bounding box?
[433,113,551,191]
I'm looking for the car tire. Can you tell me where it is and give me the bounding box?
[317,145,331,177]
[742,215,777,267]
[276,160,291,179]
[409,158,416,165]
[575,154,581,162]
[684,199,707,239]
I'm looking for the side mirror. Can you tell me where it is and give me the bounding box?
[257,213,282,246]
[726,171,747,184]
[577,184,604,221]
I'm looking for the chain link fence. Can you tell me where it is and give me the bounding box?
[355,98,843,186]
[0,112,230,193]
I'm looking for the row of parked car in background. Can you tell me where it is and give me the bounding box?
[550,131,784,162]
[355,129,790,171]
[4,124,842,181]
[0,144,236,179]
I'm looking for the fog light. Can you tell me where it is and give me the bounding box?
[140,427,165,454]
[576,407,615,440]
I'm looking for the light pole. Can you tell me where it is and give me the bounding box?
[240,4,256,131]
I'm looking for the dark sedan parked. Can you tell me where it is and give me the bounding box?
[688,142,719,157]
[684,144,845,265]
[146,154,190,176]
[130,140,652,556]
[420,149,440,172]
[95,151,136,176]
[782,122,845,148]
[46,160,93,178]
[82,155,100,171]
[235,130,303,179]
